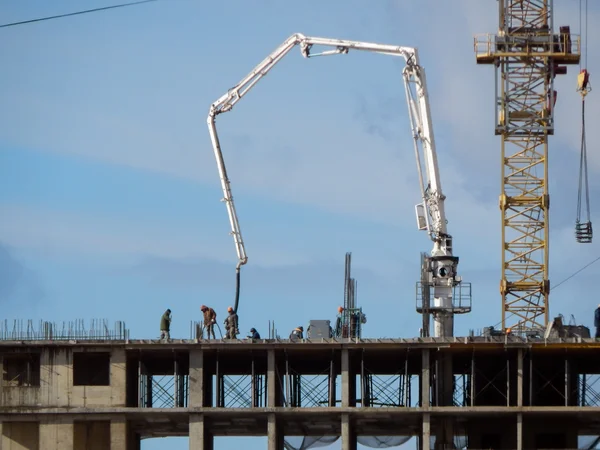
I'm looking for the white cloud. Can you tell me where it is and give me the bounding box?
[1,0,599,286]
[0,203,224,261]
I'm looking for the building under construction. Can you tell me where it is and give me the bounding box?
[1,0,597,449]
[0,322,600,450]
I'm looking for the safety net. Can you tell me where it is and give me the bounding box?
[283,435,412,449]
[283,435,470,449]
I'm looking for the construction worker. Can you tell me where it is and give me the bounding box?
[289,326,304,341]
[224,306,239,339]
[160,309,171,341]
[335,306,344,338]
[200,305,217,339]
[247,328,260,339]
[595,304,600,338]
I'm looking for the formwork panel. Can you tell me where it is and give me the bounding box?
[74,421,111,450]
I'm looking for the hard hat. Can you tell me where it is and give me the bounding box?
[227,306,233,312]
[338,306,344,313]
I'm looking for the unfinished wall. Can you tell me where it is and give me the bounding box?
[40,348,72,407]
[1,353,42,407]
[74,421,110,450]
[39,417,73,450]
[110,417,128,450]
[521,418,579,450]
[1,422,39,450]
[467,418,516,449]
[110,349,126,407]
[1,347,126,408]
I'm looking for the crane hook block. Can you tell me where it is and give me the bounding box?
[575,221,593,244]
[577,69,591,95]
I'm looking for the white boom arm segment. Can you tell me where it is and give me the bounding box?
[207,33,460,336]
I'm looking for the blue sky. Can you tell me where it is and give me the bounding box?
[1,1,599,449]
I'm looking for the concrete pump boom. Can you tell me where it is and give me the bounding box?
[207,33,470,336]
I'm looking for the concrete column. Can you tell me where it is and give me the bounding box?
[516,413,523,450]
[564,357,570,406]
[268,350,277,407]
[111,416,127,450]
[39,416,73,450]
[341,413,356,450]
[517,348,523,407]
[341,349,350,407]
[421,349,430,407]
[190,414,213,450]
[41,348,72,408]
[422,413,431,450]
[268,413,283,450]
[189,350,204,407]
[111,349,127,407]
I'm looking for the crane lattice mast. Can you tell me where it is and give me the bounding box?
[475,0,580,334]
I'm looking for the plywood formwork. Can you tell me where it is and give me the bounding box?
[1,338,600,449]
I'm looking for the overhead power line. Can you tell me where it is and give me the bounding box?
[0,0,158,29]
[489,254,600,330]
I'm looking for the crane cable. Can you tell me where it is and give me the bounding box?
[575,0,593,243]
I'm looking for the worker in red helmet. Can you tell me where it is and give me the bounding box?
[200,305,217,339]
[224,306,239,339]
[289,325,304,341]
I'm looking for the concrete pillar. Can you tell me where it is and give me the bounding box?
[517,348,523,407]
[189,350,204,407]
[341,349,350,407]
[267,413,283,450]
[516,413,523,450]
[41,348,72,408]
[40,416,73,450]
[111,416,127,450]
[421,349,430,407]
[111,349,126,407]
[435,353,454,449]
[267,350,277,407]
[341,413,356,450]
[190,414,213,450]
[422,413,431,450]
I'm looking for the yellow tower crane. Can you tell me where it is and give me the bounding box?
[475,0,581,335]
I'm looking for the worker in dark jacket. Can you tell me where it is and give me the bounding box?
[247,328,260,339]
[160,309,172,341]
[595,304,600,338]
[200,305,217,339]
[224,306,239,339]
[289,326,304,341]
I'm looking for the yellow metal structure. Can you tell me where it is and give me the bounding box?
[475,0,580,334]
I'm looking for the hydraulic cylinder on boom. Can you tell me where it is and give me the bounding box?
[207,33,471,337]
